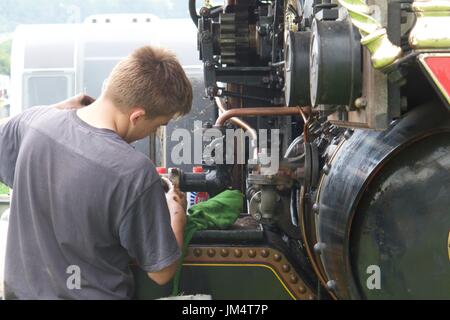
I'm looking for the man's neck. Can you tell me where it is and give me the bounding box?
[76,97,129,139]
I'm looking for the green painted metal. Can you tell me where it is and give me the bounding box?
[338,0,402,69]
[409,1,450,49]
[133,265,294,300]
[352,133,450,299]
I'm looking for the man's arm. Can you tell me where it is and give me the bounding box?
[0,93,95,127]
[119,178,186,287]
[147,185,187,285]
[51,93,96,110]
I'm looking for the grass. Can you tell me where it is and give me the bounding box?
[0,183,10,195]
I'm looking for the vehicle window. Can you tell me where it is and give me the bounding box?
[25,76,69,108]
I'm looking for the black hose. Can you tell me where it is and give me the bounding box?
[189,0,200,27]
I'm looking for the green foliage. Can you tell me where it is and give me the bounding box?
[0,183,10,195]
[0,40,11,75]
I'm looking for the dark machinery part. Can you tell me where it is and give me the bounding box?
[309,18,362,109]
[189,0,200,27]
[285,31,312,107]
[171,165,231,197]
[187,0,450,301]
[219,2,255,66]
[352,133,450,299]
[197,0,421,127]
[313,101,450,299]
[198,0,285,101]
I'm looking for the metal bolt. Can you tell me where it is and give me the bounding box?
[254,213,262,221]
[234,249,243,258]
[261,249,270,258]
[194,249,203,257]
[207,249,216,258]
[220,249,230,257]
[290,274,298,284]
[274,254,282,262]
[344,129,354,140]
[312,203,320,215]
[327,280,337,291]
[354,97,367,109]
[248,250,257,258]
[200,7,210,16]
[323,164,331,175]
[314,242,326,254]
[282,264,291,273]
[332,137,340,145]
[298,286,307,294]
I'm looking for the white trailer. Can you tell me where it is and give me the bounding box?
[10,14,202,116]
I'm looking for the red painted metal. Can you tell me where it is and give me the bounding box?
[423,55,450,104]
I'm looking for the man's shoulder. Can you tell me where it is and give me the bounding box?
[4,106,52,129]
[112,150,160,188]
[19,105,58,123]
[120,150,156,175]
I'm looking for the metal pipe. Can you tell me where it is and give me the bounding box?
[215,106,308,127]
[189,0,200,27]
[215,97,258,160]
[215,97,257,140]
[297,106,310,142]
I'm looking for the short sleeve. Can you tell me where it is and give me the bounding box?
[0,115,23,187]
[119,180,181,273]
[0,106,51,187]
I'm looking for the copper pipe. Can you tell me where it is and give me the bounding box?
[215,97,257,140]
[297,106,310,143]
[215,106,309,127]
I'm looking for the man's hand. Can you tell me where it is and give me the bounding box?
[162,177,187,213]
[52,93,96,110]
[146,180,187,286]
[164,179,187,251]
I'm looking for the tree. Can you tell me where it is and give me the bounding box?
[0,40,11,75]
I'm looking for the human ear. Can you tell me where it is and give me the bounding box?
[129,109,146,126]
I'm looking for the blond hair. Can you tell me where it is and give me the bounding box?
[104,46,193,118]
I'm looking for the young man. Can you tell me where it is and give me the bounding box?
[0,46,192,300]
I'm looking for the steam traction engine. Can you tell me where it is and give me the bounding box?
[135,0,450,300]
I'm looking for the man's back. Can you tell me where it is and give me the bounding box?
[1,106,180,300]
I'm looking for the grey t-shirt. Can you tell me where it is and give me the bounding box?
[0,106,180,300]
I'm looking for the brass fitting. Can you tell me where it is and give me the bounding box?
[338,0,403,69]
[409,1,450,49]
